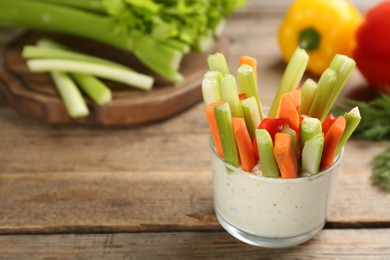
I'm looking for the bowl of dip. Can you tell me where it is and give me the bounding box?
[210,138,342,248]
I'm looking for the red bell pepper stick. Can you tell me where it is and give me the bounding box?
[253,118,287,159]
[322,113,336,136]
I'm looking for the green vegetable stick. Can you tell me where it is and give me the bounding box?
[71,73,112,105]
[241,97,261,140]
[202,78,221,105]
[27,59,154,91]
[301,133,324,175]
[336,106,361,155]
[301,118,322,147]
[323,54,356,120]
[50,71,89,118]
[307,68,337,119]
[281,124,298,158]
[299,78,317,115]
[214,103,240,168]
[207,52,230,74]
[237,64,264,120]
[255,129,279,178]
[269,47,309,118]
[220,74,243,118]
[203,71,223,82]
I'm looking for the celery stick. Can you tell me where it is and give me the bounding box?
[203,71,223,82]
[241,97,261,140]
[50,71,89,118]
[301,118,322,146]
[299,78,317,115]
[301,133,324,175]
[71,73,111,105]
[237,64,264,120]
[27,59,154,91]
[214,103,240,168]
[307,68,337,119]
[269,47,309,118]
[281,125,298,157]
[193,30,214,52]
[336,106,361,155]
[207,52,230,74]
[322,54,356,120]
[202,78,221,105]
[23,46,129,69]
[255,129,279,178]
[220,74,243,118]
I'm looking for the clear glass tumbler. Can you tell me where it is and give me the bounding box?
[210,138,342,248]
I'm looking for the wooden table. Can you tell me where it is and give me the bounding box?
[1,1,389,258]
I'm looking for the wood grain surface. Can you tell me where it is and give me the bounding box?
[0,0,388,258]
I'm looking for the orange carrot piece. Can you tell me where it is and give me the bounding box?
[280,89,301,112]
[232,117,257,171]
[273,133,298,178]
[320,116,346,169]
[239,93,247,101]
[205,101,224,158]
[240,55,257,80]
[276,96,300,135]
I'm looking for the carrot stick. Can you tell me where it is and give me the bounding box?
[240,55,257,80]
[276,94,300,135]
[320,116,346,169]
[273,133,298,178]
[205,101,224,157]
[232,117,257,171]
[280,89,301,112]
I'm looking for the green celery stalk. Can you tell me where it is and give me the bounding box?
[256,129,279,178]
[237,64,264,120]
[30,0,106,13]
[322,54,356,120]
[26,59,154,91]
[299,78,317,115]
[220,74,243,118]
[207,52,230,74]
[203,71,223,82]
[301,133,324,175]
[214,102,240,168]
[0,0,183,81]
[336,106,361,155]
[269,47,309,118]
[241,97,261,140]
[71,73,111,105]
[301,118,322,147]
[50,71,89,118]
[307,69,337,119]
[281,125,298,158]
[202,78,221,105]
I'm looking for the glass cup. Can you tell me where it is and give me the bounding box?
[210,138,342,248]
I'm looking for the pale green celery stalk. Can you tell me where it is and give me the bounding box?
[193,30,214,52]
[203,71,223,82]
[336,106,361,155]
[255,129,279,178]
[51,71,89,118]
[281,125,298,158]
[307,69,337,119]
[214,103,240,168]
[241,97,261,140]
[322,54,356,120]
[301,133,324,175]
[29,0,106,13]
[237,64,264,120]
[202,78,221,105]
[207,52,230,74]
[299,78,317,115]
[71,73,111,105]
[27,59,154,91]
[0,0,183,81]
[23,46,129,69]
[301,118,322,147]
[220,74,243,118]
[37,38,71,50]
[268,47,309,118]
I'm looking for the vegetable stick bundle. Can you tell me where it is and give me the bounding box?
[203,47,361,178]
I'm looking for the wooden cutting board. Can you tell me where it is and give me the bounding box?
[0,31,227,126]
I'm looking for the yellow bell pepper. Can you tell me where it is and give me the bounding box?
[278,0,362,75]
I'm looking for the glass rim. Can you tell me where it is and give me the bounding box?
[209,136,344,183]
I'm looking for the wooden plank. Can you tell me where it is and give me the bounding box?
[0,229,389,259]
